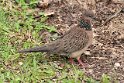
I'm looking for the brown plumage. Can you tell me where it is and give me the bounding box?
[18,16,93,67]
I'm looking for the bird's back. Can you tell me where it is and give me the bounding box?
[55,26,90,54]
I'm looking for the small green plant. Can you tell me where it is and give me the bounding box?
[15,0,38,8]
[85,77,99,83]
[101,74,111,83]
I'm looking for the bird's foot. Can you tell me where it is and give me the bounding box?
[77,57,88,68]
[59,58,75,68]
[68,58,75,65]
[69,57,88,68]
[59,63,65,68]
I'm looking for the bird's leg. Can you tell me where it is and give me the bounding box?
[68,58,75,65]
[77,56,87,67]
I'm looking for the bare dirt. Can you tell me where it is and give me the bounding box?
[38,0,124,82]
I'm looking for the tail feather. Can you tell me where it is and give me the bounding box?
[18,45,49,53]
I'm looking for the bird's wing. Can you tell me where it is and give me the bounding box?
[59,27,89,54]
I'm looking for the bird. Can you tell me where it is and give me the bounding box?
[18,16,93,67]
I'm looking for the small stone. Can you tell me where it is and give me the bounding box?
[18,62,23,66]
[88,69,93,74]
[114,62,120,68]
[1,68,3,70]
[84,51,91,55]
[44,10,55,16]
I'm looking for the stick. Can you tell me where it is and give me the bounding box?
[102,8,122,26]
[76,0,82,5]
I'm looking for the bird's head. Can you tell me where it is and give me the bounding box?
[79,17,92,31]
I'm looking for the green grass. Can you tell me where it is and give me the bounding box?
[0,0,112,83]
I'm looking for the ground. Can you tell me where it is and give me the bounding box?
[0,0,124,83]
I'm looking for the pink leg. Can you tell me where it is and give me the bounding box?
[59,58,75,67]
[68,58,75,65]
[77,56,87,67]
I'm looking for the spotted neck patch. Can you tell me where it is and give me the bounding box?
[79,19,92,31]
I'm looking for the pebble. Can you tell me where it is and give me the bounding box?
[18,62,23,66]
[84,51,91,55]
[114,62,120,68]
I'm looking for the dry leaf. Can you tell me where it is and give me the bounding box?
[44,10,55,16]
[38,0,52,8]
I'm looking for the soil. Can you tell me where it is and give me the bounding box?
[38,0,124,82]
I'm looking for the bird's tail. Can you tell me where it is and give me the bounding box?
[18,45,49,53]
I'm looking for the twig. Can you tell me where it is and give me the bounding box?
[90,57,108,60]
[102,8,122,26]
[76,0,82,5]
